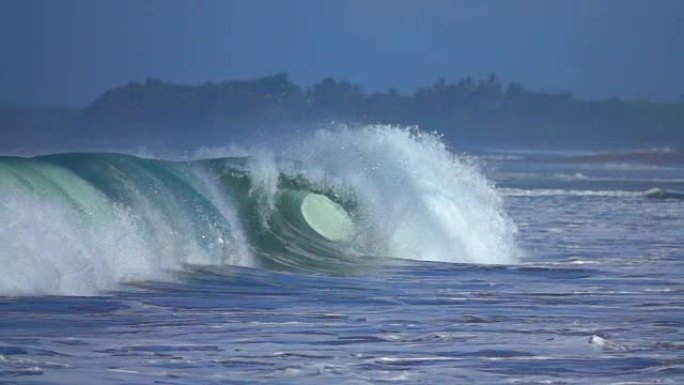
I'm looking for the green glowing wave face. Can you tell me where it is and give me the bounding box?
[0,153,360,278]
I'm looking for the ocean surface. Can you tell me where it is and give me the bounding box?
[1,126,683,384]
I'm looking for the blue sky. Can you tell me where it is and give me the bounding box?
[1,0,683,106]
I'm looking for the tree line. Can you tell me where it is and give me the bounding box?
[2,73,683,152]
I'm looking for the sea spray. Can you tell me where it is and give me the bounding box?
[259,125,520,264]
[0,155,252,296]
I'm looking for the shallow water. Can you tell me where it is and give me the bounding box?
[2,145,684,384]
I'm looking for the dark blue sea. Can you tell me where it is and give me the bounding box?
[1,127,683,384]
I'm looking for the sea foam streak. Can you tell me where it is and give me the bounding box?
[0,125,519,296]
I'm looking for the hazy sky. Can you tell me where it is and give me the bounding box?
[1,0,683,106]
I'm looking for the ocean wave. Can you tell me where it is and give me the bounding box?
[555,148,684,168]
[502,187,684,199]
[495,171,684,184]
[0,125,519,296]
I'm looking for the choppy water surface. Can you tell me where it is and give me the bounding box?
[1,132,683,384]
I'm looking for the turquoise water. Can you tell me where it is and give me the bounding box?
[1,127,683,384]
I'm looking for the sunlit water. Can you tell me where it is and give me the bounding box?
[2,146,683,384]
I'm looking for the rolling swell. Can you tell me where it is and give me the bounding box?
[0,126,519,296]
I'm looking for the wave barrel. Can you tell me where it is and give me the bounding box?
[300,193,354,242]
[273,189,354,243]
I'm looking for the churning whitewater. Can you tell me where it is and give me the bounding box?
[0,126,519,296]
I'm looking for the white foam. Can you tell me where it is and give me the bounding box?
[247,125,520,264]
[0,161,252,296]
[502,188,643,198]
[0,178,159,295]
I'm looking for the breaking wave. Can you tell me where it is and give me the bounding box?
[0,125,519,295]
